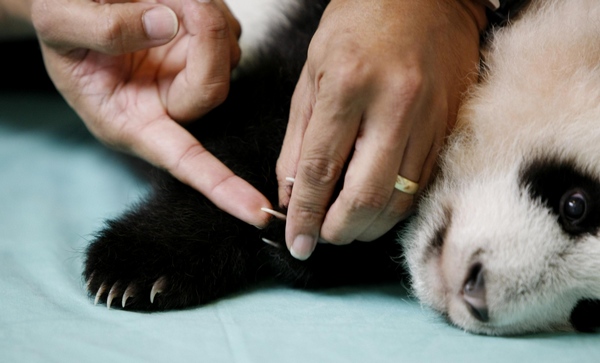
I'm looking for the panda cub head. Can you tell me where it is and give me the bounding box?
[403,0,600,335]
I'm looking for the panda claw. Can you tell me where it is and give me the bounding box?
[150,276,167,304]
[122,284,136,308]
[107,281,122,309]
[86,272,95,292]
[94,282,107,306]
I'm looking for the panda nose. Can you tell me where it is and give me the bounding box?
[463,263,489,322]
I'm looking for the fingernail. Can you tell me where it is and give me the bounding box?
[143,6,179,41]
[290,234,317,261]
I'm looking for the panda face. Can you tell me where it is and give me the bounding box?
[402,0,600,335]
[404,154,600,335]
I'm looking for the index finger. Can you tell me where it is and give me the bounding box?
[166,0,240,122]
[130,116,272,228]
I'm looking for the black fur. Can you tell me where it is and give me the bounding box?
[83,0,405,311]
[570,299,600,333]
[520,157,600,237]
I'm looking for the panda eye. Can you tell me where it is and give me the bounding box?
[560,189,588,224]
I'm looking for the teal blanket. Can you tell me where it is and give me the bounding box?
[1,92,598,362]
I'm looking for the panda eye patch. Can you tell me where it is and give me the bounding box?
[520,157,600,236]
[560,189,588,224]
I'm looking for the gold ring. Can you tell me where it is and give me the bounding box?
[394,175,419,195]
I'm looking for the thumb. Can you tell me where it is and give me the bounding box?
[31,0,179,54]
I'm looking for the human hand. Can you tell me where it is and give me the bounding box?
[276,0,487,259]
[30,0,272,228]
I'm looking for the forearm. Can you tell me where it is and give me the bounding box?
[0,0,34,39]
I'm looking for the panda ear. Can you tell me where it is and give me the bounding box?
[570,299,600,333]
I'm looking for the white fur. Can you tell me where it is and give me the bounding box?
[226,0,301,67]
[403,0,600,335]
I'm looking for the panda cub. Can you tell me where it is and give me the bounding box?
[84,0,600,336]
[403,0,600,335]
[84,0,404,312]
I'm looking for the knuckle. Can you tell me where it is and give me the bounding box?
[192,7,229,40]
[298,155,344,188]
[168,143,207,175]
[388,67,427,103]
[30,0,53,38]
[213,0,241,36]
[321,226,353,245]
[206,15,229,40]
[232,21,241,40]
[228,15,242,39]
[93,8,127,54]
[292,199,326,225]
[230,42,242,67]
[343,187,391,215]
[325,57,373,97]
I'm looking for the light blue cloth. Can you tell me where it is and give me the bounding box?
[1,92,598,362]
